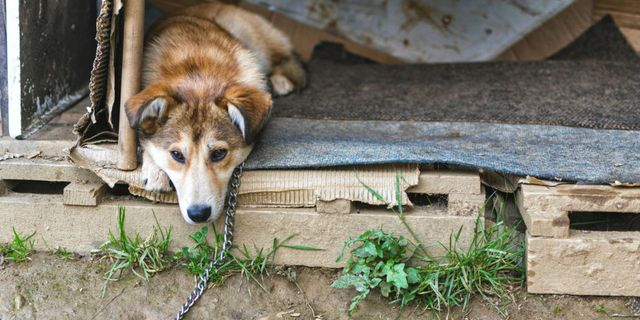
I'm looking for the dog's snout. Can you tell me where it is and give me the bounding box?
[187,205,211,223]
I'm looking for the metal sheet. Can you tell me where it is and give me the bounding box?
[249,0,575,62]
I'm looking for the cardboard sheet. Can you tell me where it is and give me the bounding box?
[69,143,420,206]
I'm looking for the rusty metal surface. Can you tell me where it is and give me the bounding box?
[248,0,575,62]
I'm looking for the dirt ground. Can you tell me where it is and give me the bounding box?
[0,253,638,320]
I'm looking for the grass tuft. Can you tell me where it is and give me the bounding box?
[173,226,322,290]
[332,176,524,316]
[53,246,74,260]
[96,206,322,297]
[96,206,173,297]
[1,228,36,263]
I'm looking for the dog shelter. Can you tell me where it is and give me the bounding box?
[1,0,640,300]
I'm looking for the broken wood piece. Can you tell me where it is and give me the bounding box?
[316,199,353,214]
[0,180,10,195]
[407,171,481,195]
[63,182,107,206]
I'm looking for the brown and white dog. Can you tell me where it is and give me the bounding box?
[125,2,305,224]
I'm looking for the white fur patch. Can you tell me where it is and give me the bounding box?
[140,97,167,122]
[227,103,246,138]
[270,74,294,96]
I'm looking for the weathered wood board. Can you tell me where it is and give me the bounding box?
[518,183,640,296]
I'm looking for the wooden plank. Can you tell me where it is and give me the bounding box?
[27,124,76,141]
[594,0,640,30]
[0,138,74,157]
[527,231,640,296]
[620,26,640,52]
[0,192,477,268]
[63,181,107,206]
[517,184,640,238]
[594,10,640,29]
[0,158,99,183]
[498,0,594,60]
[595,0,640,13]
[117,0,144,170]
[0,179,9,195]
[594,0,640,24]
[316,199,353,214]
[407,171,482,195]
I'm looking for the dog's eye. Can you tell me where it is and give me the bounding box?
[170,150,185,164]
[210,149,228,162]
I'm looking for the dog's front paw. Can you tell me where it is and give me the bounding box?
[141,162,174,193]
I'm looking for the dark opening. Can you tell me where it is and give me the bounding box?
[353,193,448,214]
[110,183,132,196]
[407,193,448,208]
[8,180,68,195]
[569,211,640,232]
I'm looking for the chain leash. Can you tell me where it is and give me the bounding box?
[175,162,245,320]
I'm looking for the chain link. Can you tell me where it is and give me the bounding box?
[175,162,245,320]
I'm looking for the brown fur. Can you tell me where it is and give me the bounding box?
[124,2,304,224]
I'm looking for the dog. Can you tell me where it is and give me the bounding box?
[125,2,305,224]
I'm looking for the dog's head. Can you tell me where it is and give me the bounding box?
[125,83,272,224]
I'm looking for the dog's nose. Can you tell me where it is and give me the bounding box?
[187,205,211,223]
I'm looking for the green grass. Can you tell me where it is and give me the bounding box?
[53,246,74,260]
[95,206,173,297]
[1,228,36,263]
[97,206,322,297]
[331,175,524,316]
[173,225,322,290]
[553,305,563,314]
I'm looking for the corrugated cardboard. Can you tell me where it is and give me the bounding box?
[70,143,420,207]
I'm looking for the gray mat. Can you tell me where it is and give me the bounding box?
[273,60,640,130]
[247,119,640,184]
[272,16,639,131]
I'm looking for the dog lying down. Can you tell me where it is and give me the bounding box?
[125,2,305,224]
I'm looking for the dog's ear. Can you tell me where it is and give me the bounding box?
[222,85,272,144]
[125,84,178,136]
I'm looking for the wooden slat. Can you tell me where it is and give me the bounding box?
[316,199,353,214]
[517,184,640,238]
[595,0,640,15]
[117,0,144,170]
[620,26,640,52]
[0,158,99,183]
[0,138,74,157]
[594,10,640,29]
[499,0,594,60]
[407,171,482,195]
[594,0,640,30]
[527,231,640,296]
[63,181,107,206]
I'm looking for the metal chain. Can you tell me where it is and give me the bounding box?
[175,162,245,320]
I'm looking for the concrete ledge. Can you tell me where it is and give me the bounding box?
[0,192,478,268]
[527,231,640,296]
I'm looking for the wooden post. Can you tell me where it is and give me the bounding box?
[117,0,145,171]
